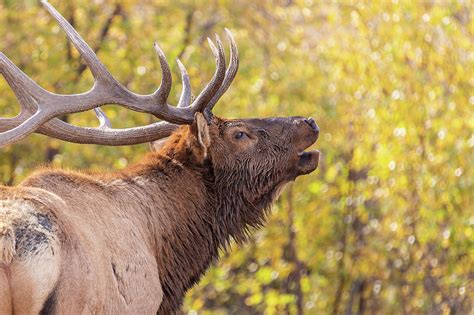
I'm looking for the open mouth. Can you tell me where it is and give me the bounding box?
[295,117,320,175]
[297,149,320,175]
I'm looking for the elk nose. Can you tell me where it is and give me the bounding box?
[304,117,319,133]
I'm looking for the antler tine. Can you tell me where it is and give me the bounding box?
[0,53,54,145]
[189,35,226,113]
[204,29,239,117]
[41,1,116,83]
[153,43,172,104]
[176,59,192,108]
[94,108,112,129]
[207,37,218,55]
[0,53,49,100]
[0,110,48,146]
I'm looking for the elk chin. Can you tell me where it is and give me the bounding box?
[296,150,320,175]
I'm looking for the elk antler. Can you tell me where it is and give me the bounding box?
[0,0,239,146]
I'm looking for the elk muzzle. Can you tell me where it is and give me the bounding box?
[294,117,320,176]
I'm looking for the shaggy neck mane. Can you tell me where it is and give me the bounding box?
[117,127,276,313]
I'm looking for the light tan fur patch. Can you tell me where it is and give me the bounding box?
[0,199,57,264]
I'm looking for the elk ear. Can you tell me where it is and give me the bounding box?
[149,138,169,152]
[191,112,211,159]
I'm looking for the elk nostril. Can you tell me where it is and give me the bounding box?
[304,117,318,131]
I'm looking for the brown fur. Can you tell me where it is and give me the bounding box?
[0,114,319,314]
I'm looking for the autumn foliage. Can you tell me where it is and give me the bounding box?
[0,1,472,314]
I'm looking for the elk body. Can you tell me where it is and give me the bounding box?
[0,1,320,314]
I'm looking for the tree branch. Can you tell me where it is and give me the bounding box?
[176,9,194,61]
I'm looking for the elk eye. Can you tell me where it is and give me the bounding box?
[234,131,246,140]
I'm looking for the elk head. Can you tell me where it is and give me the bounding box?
[204,115,320,240]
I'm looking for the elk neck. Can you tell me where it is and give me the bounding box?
[117,128,277,313]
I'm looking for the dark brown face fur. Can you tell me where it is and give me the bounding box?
[210,115,320,179]
[154,114,319,313]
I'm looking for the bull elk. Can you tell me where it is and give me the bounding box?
[0,1,320,314]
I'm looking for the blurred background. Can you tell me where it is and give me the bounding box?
[1,0,472,314]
